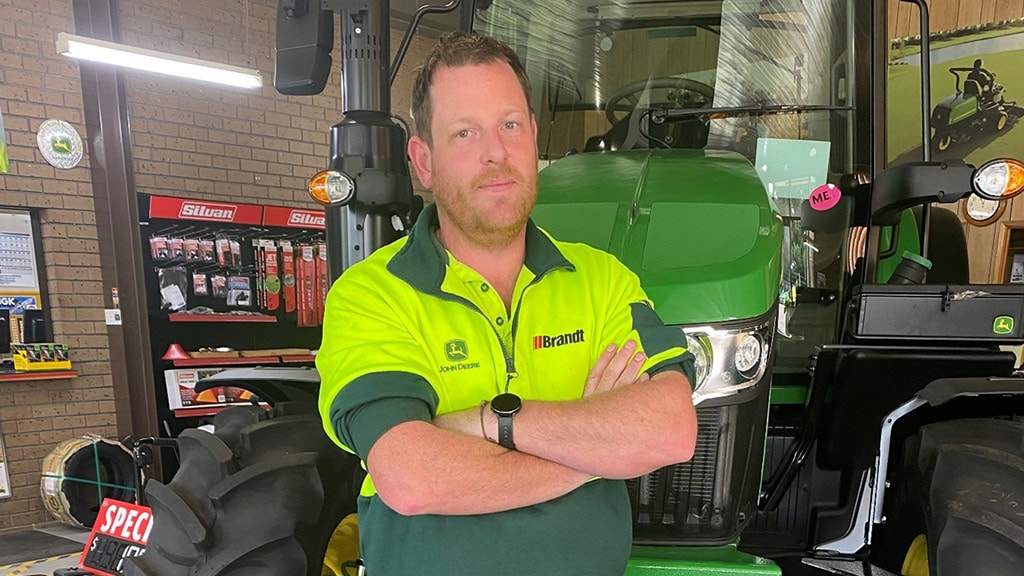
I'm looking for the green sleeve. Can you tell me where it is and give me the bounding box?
[630,302,697,387]
[317,268,441,450]
[597,252,696,386]
[330,371,438,461]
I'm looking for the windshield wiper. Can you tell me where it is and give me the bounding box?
[649,102,852,123]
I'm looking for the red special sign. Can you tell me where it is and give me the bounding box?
[148,195,262,225]
[263,205,326,229]
[80,498,153,576]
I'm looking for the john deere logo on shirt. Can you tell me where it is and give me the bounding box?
[440,339,480,373]
[533,329,585,349]
[445,340,469,361]
[993,315,1015,335]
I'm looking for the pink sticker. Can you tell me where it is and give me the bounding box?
[809,183,841,211]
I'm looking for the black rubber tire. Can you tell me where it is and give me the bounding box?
[876,418,1024,576]
[50,438,137,528]
[125,402,362,576]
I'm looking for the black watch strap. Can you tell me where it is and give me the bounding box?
[496,414,515,450]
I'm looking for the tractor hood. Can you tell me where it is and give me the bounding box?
[533,149,782,325]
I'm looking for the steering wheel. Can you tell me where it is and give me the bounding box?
[604,77,715,125]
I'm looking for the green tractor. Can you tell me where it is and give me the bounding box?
[127,1,1024,576]
[930,64,1023,153]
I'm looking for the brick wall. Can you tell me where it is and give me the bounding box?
[0,0,436,532]
[119,0,433,206]
[0,0,118,531]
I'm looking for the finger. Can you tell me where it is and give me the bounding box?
[638,371,651,383]
[622,351,647,383]
[601,340,636,386]
[584,344,618,394]
[611,350,646,389]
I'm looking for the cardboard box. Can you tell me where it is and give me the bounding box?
[164,368,254,410]
[12,343,71,371]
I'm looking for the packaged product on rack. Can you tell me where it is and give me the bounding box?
[280,240,296,316]
[199,238,215,262]
[169,237,185,259]
[210,274,227,299]
[226,276,252,308]
[192,272,208,296]
[184,238,201,261]
[215,237,231,267]
[150,236,170,260]
[158,267,189,311]
[296,244,317,327]
[263,239,280,312]
[317,241,328,326]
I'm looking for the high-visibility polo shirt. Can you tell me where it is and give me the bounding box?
[316,202,695,576]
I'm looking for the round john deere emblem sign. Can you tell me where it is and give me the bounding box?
[993,315,1015,335]
[37,119,83,169]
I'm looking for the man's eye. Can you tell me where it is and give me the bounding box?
[503,121,519,130]
[455,129,471,138]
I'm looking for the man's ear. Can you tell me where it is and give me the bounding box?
[408,135,433,189]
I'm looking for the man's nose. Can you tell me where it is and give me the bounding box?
[481,127,509,163]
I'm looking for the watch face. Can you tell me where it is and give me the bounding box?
[491,392,521,415]
[963,194,1004,226]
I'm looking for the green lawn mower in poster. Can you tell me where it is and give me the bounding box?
[930,62,1024,153]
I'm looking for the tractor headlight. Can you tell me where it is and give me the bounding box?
[683,317,773,404]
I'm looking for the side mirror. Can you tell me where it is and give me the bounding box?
[275,0,334,96]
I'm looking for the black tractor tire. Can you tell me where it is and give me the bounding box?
[125,402,363,576]
[934,132,952,152]
[875,418,1024,576]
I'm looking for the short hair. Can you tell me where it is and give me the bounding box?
[410,31,532,144]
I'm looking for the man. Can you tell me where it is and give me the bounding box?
[967,58,995,103]
[317,32,697,576]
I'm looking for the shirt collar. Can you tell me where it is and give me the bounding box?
[387,202,575,296]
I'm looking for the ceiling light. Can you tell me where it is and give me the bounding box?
[56,32,263,89]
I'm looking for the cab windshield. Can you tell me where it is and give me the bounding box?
[473,0,860,373]
[474,0,854,162]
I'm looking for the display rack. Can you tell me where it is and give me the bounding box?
[139,194,327,478]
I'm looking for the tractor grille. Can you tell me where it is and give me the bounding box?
[628,407,722,537]
[628,398,767,544]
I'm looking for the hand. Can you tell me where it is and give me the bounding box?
[583,340,648,397]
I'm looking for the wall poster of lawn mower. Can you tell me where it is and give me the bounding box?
[887,15,1024,166]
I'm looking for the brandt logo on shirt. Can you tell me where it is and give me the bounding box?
[533,329,585,350]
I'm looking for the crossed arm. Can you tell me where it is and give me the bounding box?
[366,342,697,516]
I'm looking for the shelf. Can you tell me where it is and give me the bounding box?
[173,402,270,418]
[170,355,315,368]
[0,370,78,382]
[167,313,278,323]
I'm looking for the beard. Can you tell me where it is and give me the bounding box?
[433,164,537,250]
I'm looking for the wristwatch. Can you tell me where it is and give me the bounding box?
[490,392,522,450]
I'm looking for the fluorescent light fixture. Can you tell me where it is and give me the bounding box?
[56,32,263,89]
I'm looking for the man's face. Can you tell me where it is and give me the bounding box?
[409,61,538,248]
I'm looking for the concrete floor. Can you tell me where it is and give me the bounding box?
[0,524,90,576]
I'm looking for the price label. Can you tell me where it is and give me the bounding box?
[79,499,153,576]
